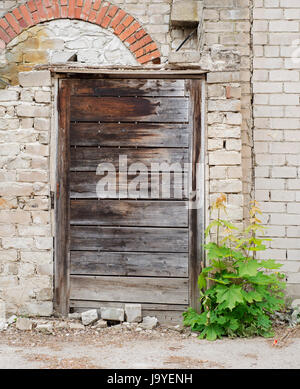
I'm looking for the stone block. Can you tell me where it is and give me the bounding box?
[16,317,32,331]
[21,302,53,317]
[50,51,77,63]
[171,0,203,26]
[7,315,17,325]
[94,319,108,328]
[36,323,54,334]
[100,307,124,322]
[292,299,300,308]
[0,90,19,101]
[125,304,142,323]
[35,91,51,103]
[16,104,51,118]
[19,71,51,87]
[168,51,200,64]
[34,118,50,131]
[0,320,7,332]
[139,316,158,330]
[0,301,5,320]
[81,309,98,326]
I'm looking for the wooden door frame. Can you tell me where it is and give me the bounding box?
[54,73,206,317]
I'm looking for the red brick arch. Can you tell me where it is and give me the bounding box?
[0,0,161,64]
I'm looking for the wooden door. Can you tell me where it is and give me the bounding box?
[55,77,203,323]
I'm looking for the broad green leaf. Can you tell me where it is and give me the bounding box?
[211,259,227,270]
[238,260,260,277]
[216,285,244,311]
[199,325,223,341]
[199,326,217,341]
[257,314,271,330]
[259,259,283,270]
[228,318,239,331]
[205,244,232,260]
[247,272,274,285]
[241,289,263,303]
[223,273,241,279]
[230,250,246,261]
[198,273,207,290]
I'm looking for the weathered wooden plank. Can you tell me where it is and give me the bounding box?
[70,147,189,172]
[70,172,189,200]
[70,123,190,148]
[70,276,189,304]
[70,96,189,122]
[70,200,188,227]
[142,310,184,325]
[55,79,71,317]
[70,78,187,97]
[70,251,188,277]
[188,79,203,313]
[70,226,189,252]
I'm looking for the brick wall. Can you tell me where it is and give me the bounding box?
[0,71,53,316]
[253,0,300,299]
[202,0,252,227]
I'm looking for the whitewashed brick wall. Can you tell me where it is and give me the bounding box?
[253,0,300,298]
[203,0,252,225]
[0,72,53,316]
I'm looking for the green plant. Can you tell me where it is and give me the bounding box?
[183,194,286,341]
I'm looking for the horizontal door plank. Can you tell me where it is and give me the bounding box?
[70,226,189,252]
[70,200,188,227]
[70,172,189,200]
[70,123,190,148]
[70,275,189,304]
[70,147,189,171]
[70,79,187,97]
[70,251,188,277]
[70,96,189,123]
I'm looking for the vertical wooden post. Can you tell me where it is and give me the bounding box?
[55,79,71,317]
[188,79,203,312]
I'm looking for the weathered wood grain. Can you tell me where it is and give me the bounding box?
[70,226,189,252]
[70,200,188,227]
[70,275,189,304]
[70,78,187,97]
[70,96,189,122]
[70,147,189,171]
[188,79,203,313]
[55,79,71,317]
[70,251,188,277]
[70,122,190,148]
[70,171,189,200]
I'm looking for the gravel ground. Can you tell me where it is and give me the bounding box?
[0,319,300,369]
